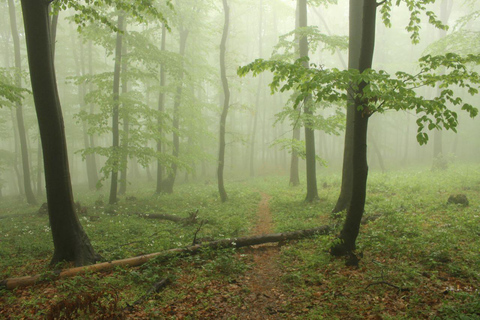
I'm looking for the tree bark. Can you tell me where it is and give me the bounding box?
[299,0,318,202]
[163,28,189,194]
[119,39,129,196]
[8,0,37,205]
[289,124,301,186]
[20,0,100,266]
[432,0,452,170]
[249,0,264,178]
[109,13,125,205]
[156,23,167,194]
[217,0,230,202]
[331,0,376,256]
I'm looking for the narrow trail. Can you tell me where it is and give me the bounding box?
[234,192,287,319]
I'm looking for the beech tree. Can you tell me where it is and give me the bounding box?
[217,0,230,202]
[239,0,480,260]
[20,0,100,266]
[8,0,36,205]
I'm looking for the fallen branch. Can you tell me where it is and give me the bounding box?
[125,277,171,311]
[0,225,331,290]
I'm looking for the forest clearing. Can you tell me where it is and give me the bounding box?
[1,165,480,319]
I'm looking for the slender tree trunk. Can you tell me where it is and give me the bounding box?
[217,0,230,202]
[331,0,376,257]
[164,28,189,193]
[289,1,302,187]
[8,0,36,205]
[249,0,264,178]
[50,10,58,56]
[299,0,318,202]
[108,13,125,205]
[20,0,100,266]
[78,39,98,190]
[156,23,167,194]
[119,40,129,196]
[87,41,99,186]
[432,0,452,170]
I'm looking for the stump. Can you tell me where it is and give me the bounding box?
[447,194,469,206]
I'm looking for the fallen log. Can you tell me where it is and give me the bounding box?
[0,225,331,290]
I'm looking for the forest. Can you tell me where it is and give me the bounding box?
[1,0,480,318]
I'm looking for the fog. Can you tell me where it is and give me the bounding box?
[1,0,479,198]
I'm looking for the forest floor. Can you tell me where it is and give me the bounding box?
[1,165,480,319]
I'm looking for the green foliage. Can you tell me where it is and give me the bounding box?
[239,52,480,145]
[379,0,448,44]
[0,68,27,107]
[53,0,174,32]
[272,26,348,61]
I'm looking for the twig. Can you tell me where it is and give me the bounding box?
[192,220,207,245]
[366,281,410,292]
[125,277,171,312]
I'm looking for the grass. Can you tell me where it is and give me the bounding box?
[1,164,480,319]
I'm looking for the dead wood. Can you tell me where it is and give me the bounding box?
[125,277,171,311]
[0,224,331,290]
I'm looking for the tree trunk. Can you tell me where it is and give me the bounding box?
[8,0,37,205]
[119,40,129,196]
[108,13,125,205]
[156,23,167,194]
[85,41,100,188]
[20,0,100,266]
[299,0,318,202]
[163,28,189,194]
[432,0,452,170]
[331,0,376,256]
[217,0,230,202]
[289,124,301,186]
[249,0,264,178]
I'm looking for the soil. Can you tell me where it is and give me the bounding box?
[231,192,287,319]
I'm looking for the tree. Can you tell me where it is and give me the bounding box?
[20,0,100,266]
[8,0,36,205]
[163,27,189,193]
[217,0,230,202]
[330,0,376,257]
[156,23,167,194]
[108,12,125,205]
[299,0,319,202]
[239,0,480,262]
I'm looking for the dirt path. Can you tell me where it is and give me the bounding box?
[233,192,287,319]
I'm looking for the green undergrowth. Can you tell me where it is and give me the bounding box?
[1,164,480,319]
[0,182,259,279]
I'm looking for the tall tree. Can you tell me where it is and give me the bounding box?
[156,23,167,194]
[330,0,376,258]
[163,27,189,194]
[432,0,453,170]
[20,0,100,266]
[249,0,264,178]
[8,0,36,205]
[119,38,129,196]
[108,13,125,205]
[299,0,319,202]
[217,0,230,202]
